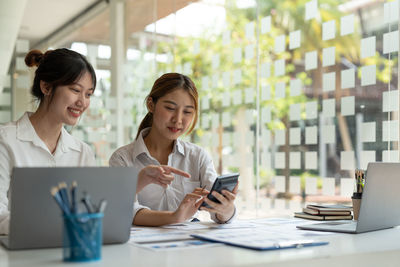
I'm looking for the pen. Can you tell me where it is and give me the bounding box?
[58,182,70,211]
[355,170,364,194]
[81,192,95,213]
[97,199,107,213]
[71,181,77,214]
[50,187,71,215]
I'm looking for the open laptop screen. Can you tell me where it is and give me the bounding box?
[6,167,137,250]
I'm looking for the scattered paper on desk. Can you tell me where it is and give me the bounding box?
[161,223,210,230]
[135,239,220,251]
[130,230,192,243]
[209,221,258,229]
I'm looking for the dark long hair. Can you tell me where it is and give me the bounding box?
[136,73,199,139]
[25,48,96,104]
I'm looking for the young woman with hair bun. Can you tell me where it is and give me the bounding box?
[0,49,186,234]
[110,73,238,226]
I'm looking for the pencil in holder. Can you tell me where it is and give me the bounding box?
[351,192,362,220]
[63,213,103,262]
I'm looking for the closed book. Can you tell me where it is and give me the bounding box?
[303,207,351,216]
[294,212,353,221]
[306,204,353,212]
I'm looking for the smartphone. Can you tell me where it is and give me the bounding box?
[200,173,239,208]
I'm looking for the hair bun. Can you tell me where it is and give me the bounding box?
[25,50,44,67]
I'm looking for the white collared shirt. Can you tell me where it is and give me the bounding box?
[109,128,235,223]
[0,112,95,234]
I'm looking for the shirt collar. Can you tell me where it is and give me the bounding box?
[58,127,82,153]
[174,138,185,156]
[132,127,185,162]
[16,112,81,153]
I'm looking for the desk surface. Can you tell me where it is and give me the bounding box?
[2,222,400,267]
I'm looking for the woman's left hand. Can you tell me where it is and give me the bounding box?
[199,182,239,223]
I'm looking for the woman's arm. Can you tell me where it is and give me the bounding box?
[133,193,203,226]
[109,150,190,193]
[0,135,11,234]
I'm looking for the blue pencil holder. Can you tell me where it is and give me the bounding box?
[63,213,103,262]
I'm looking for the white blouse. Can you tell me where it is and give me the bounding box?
[109,128,235,223]
[0,112,96,234]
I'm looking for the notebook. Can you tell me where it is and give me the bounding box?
[294,212,353,221]
[297,162,400,233]
[1,167,137,250]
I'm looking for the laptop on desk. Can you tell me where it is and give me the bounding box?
[0,167,137,250]
[297,162,400,234]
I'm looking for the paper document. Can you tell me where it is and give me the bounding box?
[130,230,192,243]
[133,239,220,251]
[161,222,210,230]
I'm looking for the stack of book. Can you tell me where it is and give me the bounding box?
[294,204,353,221]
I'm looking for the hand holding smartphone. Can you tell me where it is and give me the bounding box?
[200,173,239,208]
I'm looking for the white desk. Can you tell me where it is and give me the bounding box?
[2,225,400,267]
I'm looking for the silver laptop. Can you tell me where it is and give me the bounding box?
[297,162,400,233]
[0,167,137,250]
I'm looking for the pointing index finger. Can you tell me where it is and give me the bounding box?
[161,166,191,178]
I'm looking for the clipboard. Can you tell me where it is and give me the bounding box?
[190,233,328,251]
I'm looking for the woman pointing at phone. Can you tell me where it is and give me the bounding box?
[109,73,238,226]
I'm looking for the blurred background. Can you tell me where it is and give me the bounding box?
[0,0,399,219]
